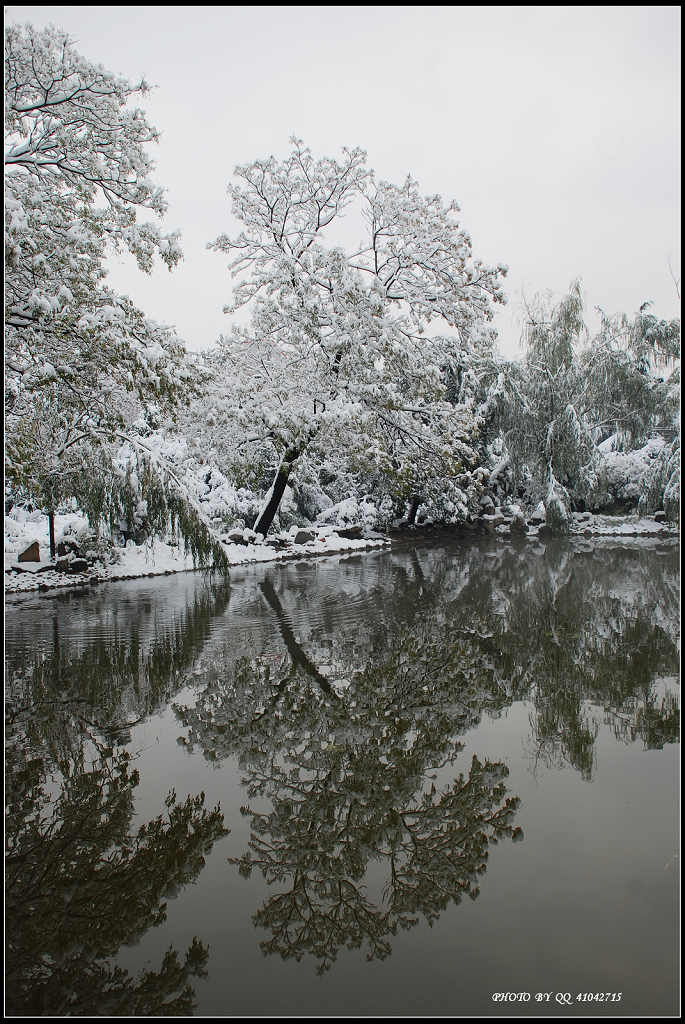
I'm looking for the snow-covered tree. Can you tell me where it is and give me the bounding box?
[586,304,680,522]
[5,23,185,405]
[4,23,225,564]
[584,303,680,445]
[497,282,680,529]
[209,138,507,534]
[497,282,597,529]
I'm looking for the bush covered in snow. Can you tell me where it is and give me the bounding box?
[602,436,680,520]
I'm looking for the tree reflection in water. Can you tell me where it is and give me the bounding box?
[175,539,678,972]
[5,540,679,990]
[5,581,232,1016]
[177,576,529,972]
[5,744,227,1015]
[235,753,521,974]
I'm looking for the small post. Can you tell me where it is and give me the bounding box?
[48,509,56,560]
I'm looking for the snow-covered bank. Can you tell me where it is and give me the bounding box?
[5,507,678,597]
[4,509,390,596]
[566,512,679,537]
[519,511,678,539]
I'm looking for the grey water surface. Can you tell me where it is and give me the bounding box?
[5,535,679,1017]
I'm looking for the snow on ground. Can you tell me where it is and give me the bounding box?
[492,512,676,538]
[567,512,677,537]
[600,436,670,503]
[4,509,390,595]
[4,507,678,597]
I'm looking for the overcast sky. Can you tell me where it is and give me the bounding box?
[6,5,681,356]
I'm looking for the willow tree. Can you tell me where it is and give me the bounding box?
[209,138,507,535]
[585,302,680,444]
[498,281,680,530]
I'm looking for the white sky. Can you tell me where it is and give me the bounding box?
[6,5,681,357]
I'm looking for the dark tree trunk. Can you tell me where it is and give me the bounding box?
[254,444,303,537]
[407,495,423,526]
[259,579,339,700]
[48,510,56,560]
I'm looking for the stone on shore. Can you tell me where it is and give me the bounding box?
[334,524,364,539]
[18,540,40,562]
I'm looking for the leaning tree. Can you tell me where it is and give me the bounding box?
[209,138,507,535]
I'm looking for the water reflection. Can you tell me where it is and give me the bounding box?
[5,745,227,1016]
[6,579,232,747]
[5,579,231,1016]
[172,539,678,971]
[4,538,679,1001]
[177,599,523,972]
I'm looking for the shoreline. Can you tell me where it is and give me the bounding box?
[4,530,391,598]
[4,513,678,600]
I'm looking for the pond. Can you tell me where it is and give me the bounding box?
[5,534,680,1017]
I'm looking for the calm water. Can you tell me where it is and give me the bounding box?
[5,535,680,1017]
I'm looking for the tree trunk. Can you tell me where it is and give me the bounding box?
[48,509,56,560]
[407,495,423,526]
[259,579,339,700]
[254,444,303,537]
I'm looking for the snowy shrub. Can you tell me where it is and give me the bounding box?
[602,436,669,508]
[73,525,121,566]
[317,497,364,527]
[663,450,680,523]
[416,485,470,526]
[370,495,396,531]
[292,481,333,523]
[316,496,381,531]
[4,514,26,552]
